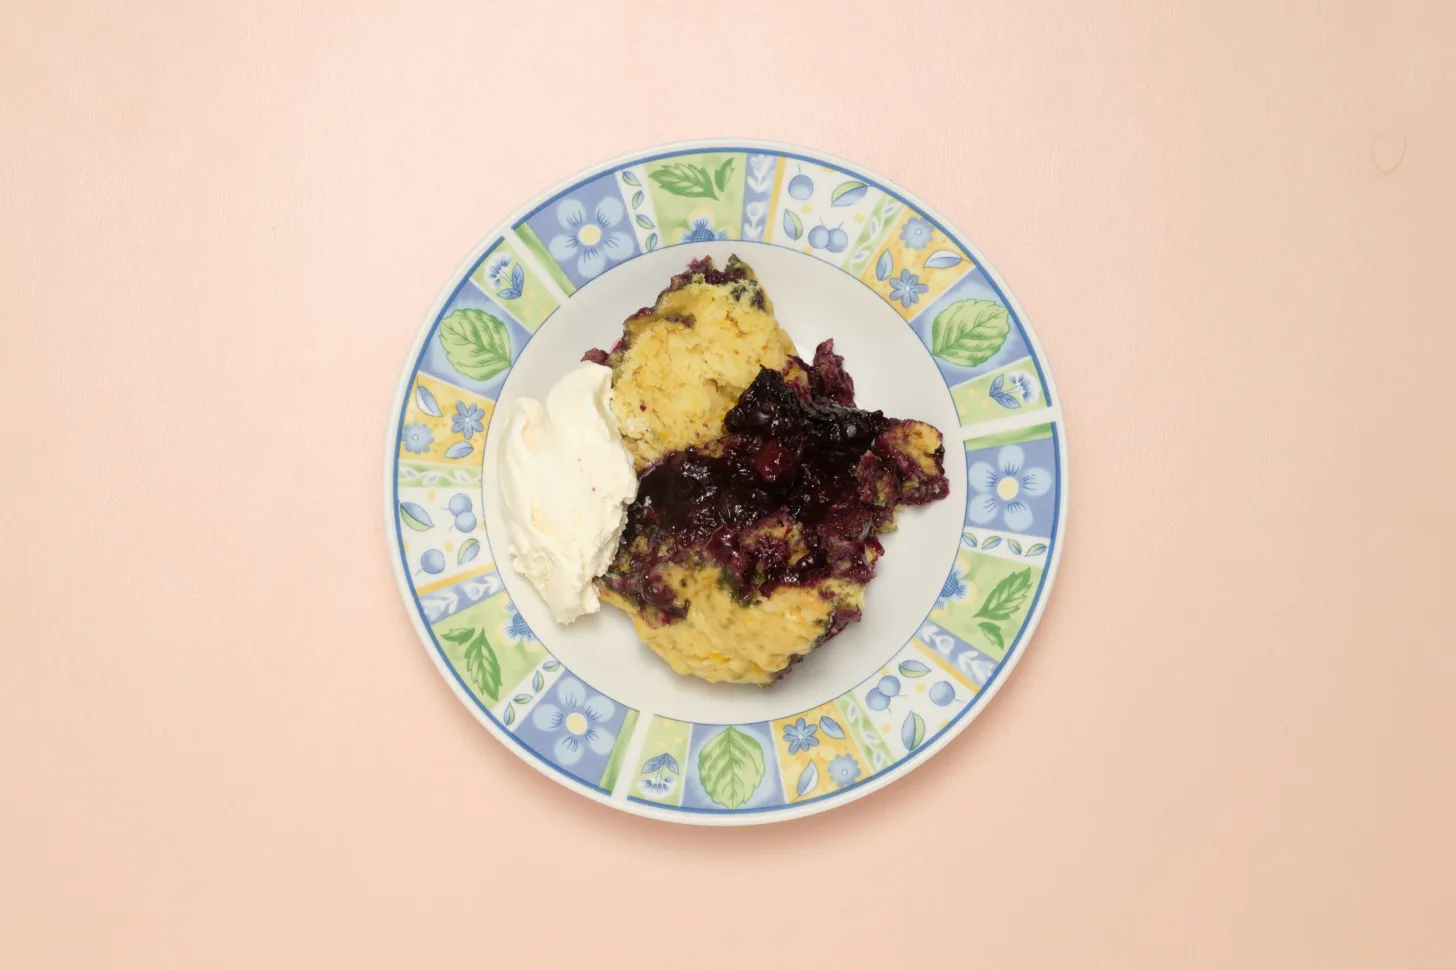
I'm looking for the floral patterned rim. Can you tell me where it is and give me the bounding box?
[385,140,1068,824]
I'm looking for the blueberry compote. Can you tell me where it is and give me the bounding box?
[600,339,949,638]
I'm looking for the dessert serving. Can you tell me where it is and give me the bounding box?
[503,256,950,686]
[391,142,1066,823]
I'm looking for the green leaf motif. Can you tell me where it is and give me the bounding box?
[635,213,655,230]
[620,170,640,187]
[982,536,1002,550]
[461,629,502,701]
[399,502,433,531]
[542,660,562,672]
[697,726,765,809]
[830,180,868,206]
[439,308,512,382]
[513,693,532,705]
[783,209,803,240]
[975,568,1034,622]
[531,669,544,692]
[630,189,644,209]
[649,162,718,199]
[1026,543,1048,556]
[978,620,1006,652]
[713,157,735,193]
[930,299,1010,367]
[1008,539,1024,555]
[962,531,978,548]
[901,712,926,751]
[645,232,658,251]
[503,703,515,726]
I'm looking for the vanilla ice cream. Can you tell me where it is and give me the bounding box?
[500,361,638,624]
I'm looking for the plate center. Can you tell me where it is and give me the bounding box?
[481,242,965,723]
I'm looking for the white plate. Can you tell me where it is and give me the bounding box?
[385,140,1068,824]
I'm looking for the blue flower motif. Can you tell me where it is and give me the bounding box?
[899,217,934,250]
[968,445,1052,532]
[530,677,617,766]
[678,215,729,244]
[401,422,434,454]
[639,751,679,796]
[484,255,526,300]
[484,253,511,289]
[827,754,861,788]
[781,717,820,754]
[888,269,928,308]
[989,371,1038,409]
[504,603,535,644]
[451,401,485,440]
[939,570,967,603]
[548,196,634,279]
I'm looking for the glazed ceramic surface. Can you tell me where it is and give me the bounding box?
[386,140,1067,824]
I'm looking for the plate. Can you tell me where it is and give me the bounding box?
[385,140,1067,824]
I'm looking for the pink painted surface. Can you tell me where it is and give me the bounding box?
[2,1,1452,966]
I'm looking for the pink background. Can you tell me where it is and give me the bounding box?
[3,1,1452,967]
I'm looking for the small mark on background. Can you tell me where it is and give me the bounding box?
[1371,130,1407,175]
